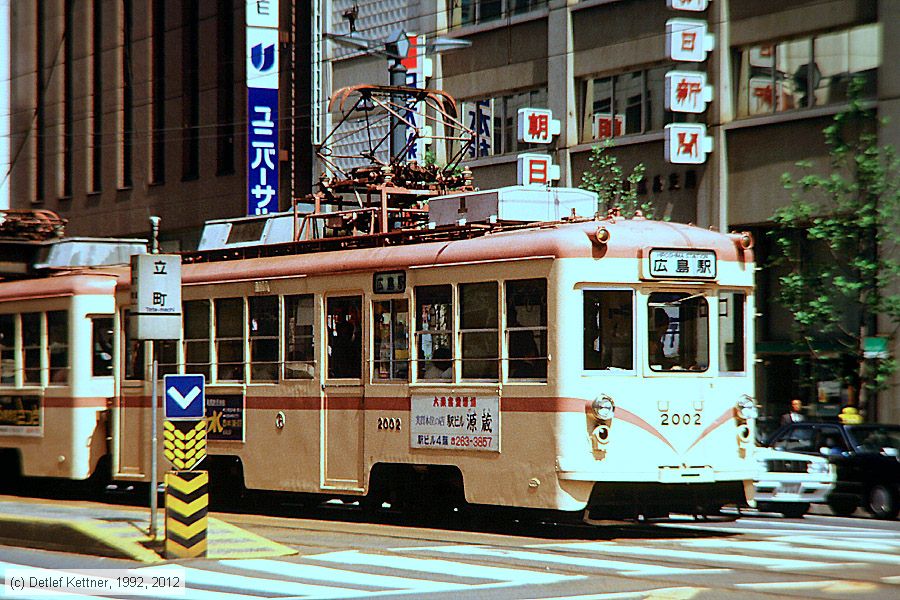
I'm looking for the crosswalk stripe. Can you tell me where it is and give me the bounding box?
[682,539,900,565]
[735,580,880,594]
[883,576,900,585]
[531,541,850,571]
[309,550,579,585]
[225,558,477,594]
[538,587,706,600]
[410,545,727,576]
[771,535,900,553]
[660,522,900,538]
[141,563,354,598]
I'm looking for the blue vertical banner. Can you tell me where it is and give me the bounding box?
[247,88,279,215]
[246,2,279,216]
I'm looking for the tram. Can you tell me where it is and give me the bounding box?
[0,187,757,519]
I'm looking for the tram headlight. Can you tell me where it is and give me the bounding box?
[592,395,615,422]
[735,395,757,421]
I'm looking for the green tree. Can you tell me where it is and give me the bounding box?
[580,139,651,218]
[772,78,900,417]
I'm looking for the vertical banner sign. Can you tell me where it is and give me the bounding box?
[665,19,714,63]
[665,1,714,166]
[517,108,560,144]
[467,99,493,158]
[246,0,279,216]
[665,71,712,113]
[517,153,561,186]
[402,34,430,162]
[130,254,182,340]
[666,0,709,11]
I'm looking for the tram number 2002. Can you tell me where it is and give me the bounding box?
[377,417,402,431]
[660,412,701,426]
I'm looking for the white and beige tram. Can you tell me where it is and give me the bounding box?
[0,208,757,518]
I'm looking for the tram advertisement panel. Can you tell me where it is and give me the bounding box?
[410,395,499,452]
[205,394,245,442]
[0,395,42,437]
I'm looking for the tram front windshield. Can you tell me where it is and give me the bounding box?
[648,292,709,371]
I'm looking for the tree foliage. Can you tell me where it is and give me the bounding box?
[772,78,900,407]
[580,139,651,218]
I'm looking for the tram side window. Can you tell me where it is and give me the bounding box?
[718,291,746,372]
[91,316,114,377]
[327,296,362,379]
[249,296,278,382]
[0,314,14,384]
[460,282,499,380]
[284,294,315,379]
[122,310,145,381]
[416,285,453,380]
[373,299,409,381]
[184,300,211,380]
[506,279,548,380]
[47,310,68,384]
[215,298,245,382]
[22,313,41,384]
[584,290,633,371]
[648,292,710,372]
[158,341,179,377]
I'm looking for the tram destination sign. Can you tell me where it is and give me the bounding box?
[648,248,716,279]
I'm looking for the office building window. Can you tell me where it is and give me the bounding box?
[91,0,102,192]
[120,0,133,188]
[460,88,548,158]
[736,23,880,118]
[182,0,200,180]
[63,0,73,198]
[449,0,547,28]
[35,2,44,202]
[150,3,165,184]
[579,64,698,143]
[217,0,235,175]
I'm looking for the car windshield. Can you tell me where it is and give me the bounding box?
[847,426,900,454]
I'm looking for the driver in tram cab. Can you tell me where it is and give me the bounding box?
[649,308,674,369]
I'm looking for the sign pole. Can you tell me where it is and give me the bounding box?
[149,342,158,539]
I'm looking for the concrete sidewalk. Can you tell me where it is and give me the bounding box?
[0,497,296,563]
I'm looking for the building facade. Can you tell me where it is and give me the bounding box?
[7,0,312,249]
[7,1,898,424]
[321,0,898,425]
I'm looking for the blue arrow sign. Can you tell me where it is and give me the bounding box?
[164,374,205,420]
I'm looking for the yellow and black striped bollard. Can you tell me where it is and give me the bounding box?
[164,470,209,559]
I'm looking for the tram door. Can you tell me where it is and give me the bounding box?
[321,296,365,490]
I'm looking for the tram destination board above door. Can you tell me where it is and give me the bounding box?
[373,271,406,294]
[648,248,716,279]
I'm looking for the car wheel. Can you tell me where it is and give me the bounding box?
[779,502,810,518]
[828,498,858,517]
[866,484,900,520]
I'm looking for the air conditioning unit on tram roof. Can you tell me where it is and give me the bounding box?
[427,186,598,228]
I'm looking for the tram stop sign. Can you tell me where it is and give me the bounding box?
[164,374,205,420]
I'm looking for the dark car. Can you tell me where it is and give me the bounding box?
[765,422,900,519]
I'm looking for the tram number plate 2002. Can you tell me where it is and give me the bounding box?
[660,412,701,426]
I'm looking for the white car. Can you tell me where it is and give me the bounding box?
[752,446,836,517]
